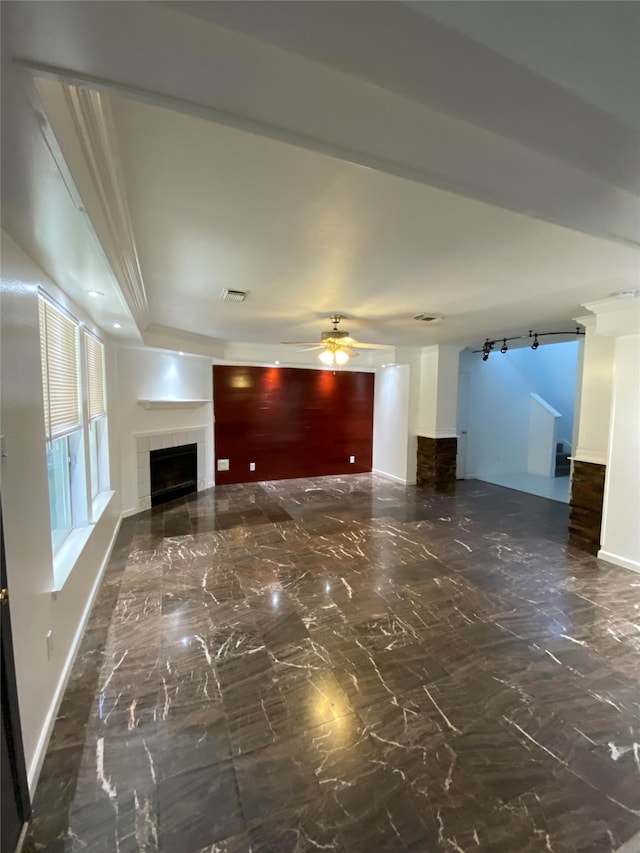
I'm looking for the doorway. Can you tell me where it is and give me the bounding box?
[1,500,31,851]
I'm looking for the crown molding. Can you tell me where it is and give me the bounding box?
[63,84,150,327]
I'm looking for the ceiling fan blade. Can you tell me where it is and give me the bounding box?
[280,341,322,346]
[294,345,325,352]
[349,341,394,350]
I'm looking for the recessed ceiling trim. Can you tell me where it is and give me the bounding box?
[62,83,150,326]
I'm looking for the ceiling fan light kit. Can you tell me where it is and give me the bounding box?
[281,315,388,367]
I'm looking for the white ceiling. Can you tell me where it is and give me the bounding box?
[1,1,639,358]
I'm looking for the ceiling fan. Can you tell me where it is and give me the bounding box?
[281,315,390,366]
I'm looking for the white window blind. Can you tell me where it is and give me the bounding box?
[38,295,81,441]
[85,331,106,421]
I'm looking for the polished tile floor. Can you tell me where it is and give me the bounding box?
[477,472,571,504]
[25,475,640,852]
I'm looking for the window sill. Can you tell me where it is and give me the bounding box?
[52,490,115,591]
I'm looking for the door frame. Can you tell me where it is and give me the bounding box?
[1,498,31,846]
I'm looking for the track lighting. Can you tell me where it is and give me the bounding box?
[474,327,584,361]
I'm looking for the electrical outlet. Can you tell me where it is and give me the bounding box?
[46,630,53,660]
[349,455,355,464]
[217,459,230,472]
[249,462,256,471]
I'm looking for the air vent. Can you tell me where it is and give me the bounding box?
[221,289,248,303]
[414,313,442,322]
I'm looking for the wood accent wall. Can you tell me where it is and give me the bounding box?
[417,436,457,493]
[213,366,374,485]
[569,460,606,555]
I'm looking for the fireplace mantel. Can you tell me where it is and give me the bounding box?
[138,399,209,410]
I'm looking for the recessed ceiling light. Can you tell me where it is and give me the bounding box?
[86,290,104,298]
[179,351,184,356]
[112,322,122,329]
[275,361,280,365]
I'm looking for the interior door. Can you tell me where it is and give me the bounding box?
[1,499,31,851]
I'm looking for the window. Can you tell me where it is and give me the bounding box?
[38,294,110,556]
[85,331,109,499]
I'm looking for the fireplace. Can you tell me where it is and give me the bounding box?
[150,443,197,506]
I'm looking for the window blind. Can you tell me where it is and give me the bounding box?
[38,295,81,441]
[85,332,106,421]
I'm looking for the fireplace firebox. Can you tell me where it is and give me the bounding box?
[150,443,197,506]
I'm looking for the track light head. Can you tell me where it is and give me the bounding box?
[482,351,489,362]
[500,339,508,354]
[531,334,539,350]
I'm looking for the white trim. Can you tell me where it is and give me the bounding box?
[417,430,458,439]
[132,424,208,437]
[27,514,122,795]
[597,549,640,574]
[372,468,411,485]
[572,450,607,465]
[52,491,115,590]
[137,399,209,409]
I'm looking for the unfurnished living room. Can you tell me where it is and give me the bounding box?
[1,2,639,851]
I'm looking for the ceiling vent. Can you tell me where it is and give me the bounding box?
[414,313,442,322]
[221,288,248,303]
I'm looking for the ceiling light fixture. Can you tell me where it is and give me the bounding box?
[86,290,104,298]
[475,327,584,361]
[319,346,350,367]
[112,322,122,329]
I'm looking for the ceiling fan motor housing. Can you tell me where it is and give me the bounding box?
[321,329,349,343]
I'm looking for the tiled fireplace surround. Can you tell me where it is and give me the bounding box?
[135,428,207,511]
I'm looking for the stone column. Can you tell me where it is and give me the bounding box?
[581,294,640,572]
[415,345,461,492]
[568,316,614,554]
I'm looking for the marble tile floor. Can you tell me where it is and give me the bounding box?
[23,475,640,853]
[476,473,571,505]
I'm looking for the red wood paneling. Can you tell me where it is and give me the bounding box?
[213,366,374,485]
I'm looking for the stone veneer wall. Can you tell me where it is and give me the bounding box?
[417,436,457,493]
[569,460,606,555]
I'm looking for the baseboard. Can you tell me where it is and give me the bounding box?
[27,515,122,795]
[597,549,640,574]
[372,468,411,485]
[121,507,139,519]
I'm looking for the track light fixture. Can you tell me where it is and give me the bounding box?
[474,327,584,361]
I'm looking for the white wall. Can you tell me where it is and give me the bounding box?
[372,364,411,483]
[116,346,214,515]
[509,342,579,446]
[1,233,121,790]
[461,341,579,478]
[599,333,640,572]
[528,394,561,477]
[573,318,614,464]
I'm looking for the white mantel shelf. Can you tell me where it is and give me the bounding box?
[138,399,209,410]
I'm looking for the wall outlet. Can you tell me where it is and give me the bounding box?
[217,458,230,472]
[46,630,53,660]
[249,462,256,471]
[349,455,355,464]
